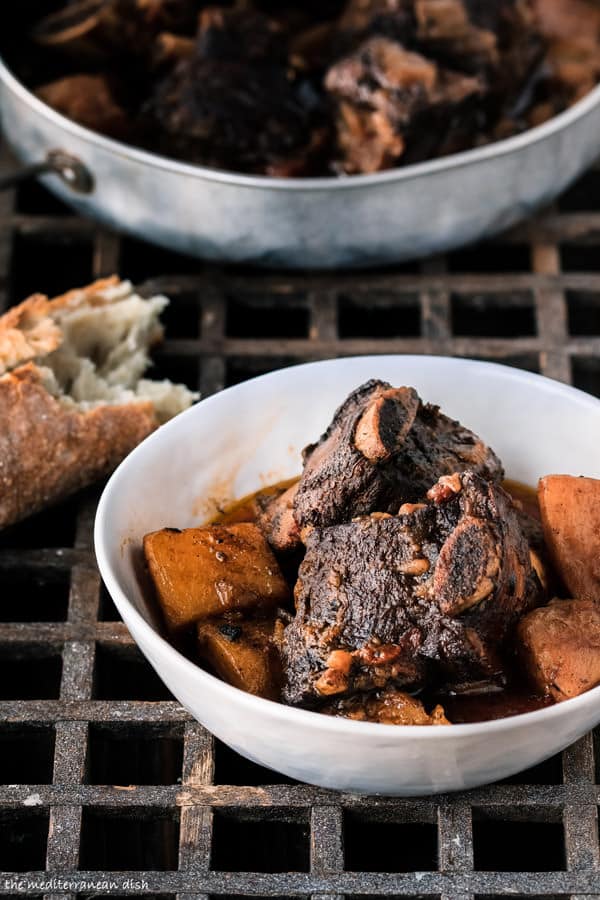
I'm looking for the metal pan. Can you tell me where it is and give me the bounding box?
[2,53,600,269]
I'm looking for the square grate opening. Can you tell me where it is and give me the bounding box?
[92,643,175,701]
[0,725,55,784]
[0,644,62,699]
[446,243,532,272]
[119,237,200,282]
[451,292,536,336]
[214,739,298,786]
[567,290,600,335]
[80,807,180,870]
[148,351,200,393]
[561,244,600,272]
[226,293,310,338]
[160,289,202,339]
[15,179,71,216]
[558,169,600,211]
[87,724,183,785]
[0,569,69,623]
[211,809,311,872]
[10,231,94,304]
[472,811,566,871]
[339,293,421,338]
[344,813,438,872]
[0,809,49,872]
[0,495,79,550]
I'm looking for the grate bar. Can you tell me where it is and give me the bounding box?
[157,335,600,358]
[437,803,473,872]
[311,806,345,874]
[420,258,453,348]
[0,868,598,894]
[179,723,215,872]
[0,783,599,808]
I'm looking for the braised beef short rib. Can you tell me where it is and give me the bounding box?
[282,471,542,708]
[280,380,501,540]
[150,8,327,175]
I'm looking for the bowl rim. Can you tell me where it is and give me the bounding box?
[95,354,600,739]
[3,51,600,193]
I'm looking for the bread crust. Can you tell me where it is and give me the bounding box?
[0,362,157,528]
[0,277,162,529]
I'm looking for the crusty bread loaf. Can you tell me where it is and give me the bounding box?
[0,277,197,528]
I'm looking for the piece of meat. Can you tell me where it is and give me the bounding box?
[292,380,503,535]
[414,0,497,68]
[36,75,131,140]
[532,0,600,101]
[148,6,328,174]
[517,598,600,701]
[283,470,541,708]
[331,0,546,167]
[197,615,283,699]
[325,36,481,172]
[32,0,204,62]
[337,0,523,73]
[538,475,600,603]
[144,523,290,631]
[337,0,417,47]
[324,687,450,724]
[258,482,302,553]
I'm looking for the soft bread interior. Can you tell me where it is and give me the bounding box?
[37,281,196,423]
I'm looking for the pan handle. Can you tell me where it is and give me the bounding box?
[0,149,94,194]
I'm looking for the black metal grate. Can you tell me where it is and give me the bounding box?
[1,139,600,900]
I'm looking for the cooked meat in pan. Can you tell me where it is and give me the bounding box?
[12,0,600,176]
[143,380,600,725]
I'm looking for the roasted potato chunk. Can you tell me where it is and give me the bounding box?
[197,617,282,699]
[144,523,290,631]
[517,598,600,701]
[538,475,600,602]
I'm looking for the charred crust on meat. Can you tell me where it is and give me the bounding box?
[282,471,542,708]
[291,380,503,536]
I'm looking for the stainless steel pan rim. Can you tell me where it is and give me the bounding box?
[2,51,600,192]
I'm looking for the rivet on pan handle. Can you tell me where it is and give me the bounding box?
[0,149,94,193]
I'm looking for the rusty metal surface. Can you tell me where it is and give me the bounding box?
[0,141,600,899]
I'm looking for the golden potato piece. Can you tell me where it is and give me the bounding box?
[144,523,290,631]
[517,598,600,701]
[197,617,282,700]
[538,475,600,602]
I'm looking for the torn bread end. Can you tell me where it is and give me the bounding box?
[0,277,198,528]
[0,277,198,423]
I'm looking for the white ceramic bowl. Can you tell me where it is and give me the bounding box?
[95,356,600,796]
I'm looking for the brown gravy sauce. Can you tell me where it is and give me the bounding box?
[213,478,551,723]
